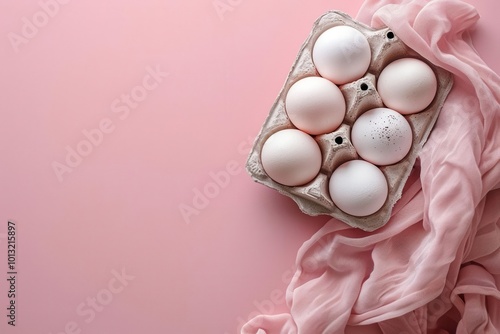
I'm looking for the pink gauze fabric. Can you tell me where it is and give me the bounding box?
[242,0,500,333]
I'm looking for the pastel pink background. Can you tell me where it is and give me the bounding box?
[0,0,498,333]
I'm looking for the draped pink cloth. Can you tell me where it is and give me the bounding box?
[242,0,500,333]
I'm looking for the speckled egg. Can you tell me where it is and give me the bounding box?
[351,108,413,166]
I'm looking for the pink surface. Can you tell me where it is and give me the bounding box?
[0,1,497,334]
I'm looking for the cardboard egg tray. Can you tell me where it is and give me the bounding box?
[246,11,453,231]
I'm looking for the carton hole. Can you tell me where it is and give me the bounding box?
[387,31,395,39]
[360,83,369,91]
[335,136,343,145]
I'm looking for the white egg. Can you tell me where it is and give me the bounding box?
[285,76,346,135]
[377,58,437,114]
[351,108,413,166]
[312,25,372,85]
[329,160,388,217]
[261,129,322,186]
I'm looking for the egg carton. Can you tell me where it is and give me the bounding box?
[246,11,453,231]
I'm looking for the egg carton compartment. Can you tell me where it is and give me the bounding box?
[246,11,453,231]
